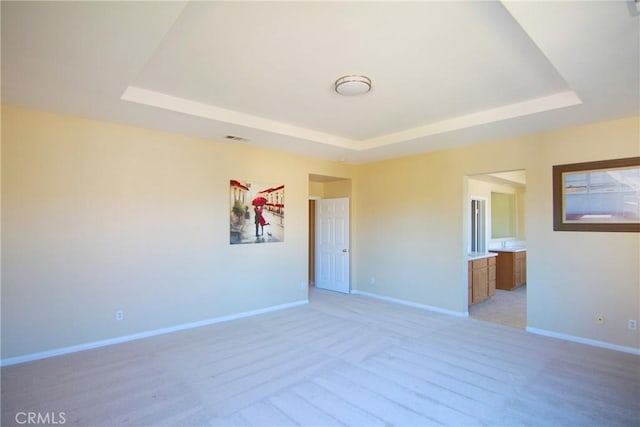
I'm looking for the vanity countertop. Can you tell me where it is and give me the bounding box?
[468,252,499,261]
[489,247,526,253]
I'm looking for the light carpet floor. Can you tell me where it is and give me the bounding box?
[2,289,638,426]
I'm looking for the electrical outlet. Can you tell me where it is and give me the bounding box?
[596,315,605,325]
[300,281,307,290]
[115,310,124,321]
[629,320,637,330]
[370,276,376,285]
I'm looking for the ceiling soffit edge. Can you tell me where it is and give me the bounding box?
[122,86,581,153]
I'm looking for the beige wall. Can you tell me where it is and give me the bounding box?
[353,116,639,350]
[526,119,639,349]
[2,105,638,361]
[323,180,352,199]
[1,106,352,360]
[308,178,351,199]
[308,181,324,199]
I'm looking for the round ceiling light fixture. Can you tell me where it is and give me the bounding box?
[334,75,372,96]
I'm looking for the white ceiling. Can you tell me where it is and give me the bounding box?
[2,1,639,164]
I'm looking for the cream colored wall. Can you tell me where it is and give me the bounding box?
[323,180,351,199]
[1,106,352,360]
[353,116,639,350]
[3,105,638,360]
[308,181,324,199]
[526,119,639,349]
[308,179,351,199]
[354,150,483,312]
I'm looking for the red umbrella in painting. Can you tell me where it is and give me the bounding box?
[252,196,267,206]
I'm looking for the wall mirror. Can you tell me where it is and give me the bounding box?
[491,192,516,238]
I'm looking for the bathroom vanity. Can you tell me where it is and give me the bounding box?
[467,252,497,305]
[490,248,526,290]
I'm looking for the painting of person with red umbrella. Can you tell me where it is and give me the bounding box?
[229,180,284,244]
[252,196,269,238]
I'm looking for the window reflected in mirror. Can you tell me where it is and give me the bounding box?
[470,198,486,253]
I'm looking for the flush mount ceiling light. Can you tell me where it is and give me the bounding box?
[334,75,372,96]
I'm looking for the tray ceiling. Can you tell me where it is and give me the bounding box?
[2,1,638,163]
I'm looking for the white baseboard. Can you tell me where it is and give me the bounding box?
[1,299,308,367]
[526,327,640,355]
[351,290,468,318]
[352,291,640,355]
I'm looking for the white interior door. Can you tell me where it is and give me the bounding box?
[315,197,350,293]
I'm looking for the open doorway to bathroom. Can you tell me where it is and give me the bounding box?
[466,170,527,329]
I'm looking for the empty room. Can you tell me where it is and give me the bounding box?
[2,1,639,426]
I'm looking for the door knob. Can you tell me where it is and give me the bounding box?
[342,249,349,253]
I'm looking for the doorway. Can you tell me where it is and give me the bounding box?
[308,199,316,287]
[466,170,527,329]
[308,174,352,293]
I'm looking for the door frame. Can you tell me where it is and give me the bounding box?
[308,199,317,287]
[312,196,351,294]
[464,171,528,327]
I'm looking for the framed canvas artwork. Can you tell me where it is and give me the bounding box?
[553,157,640,232]
[230,180,285,244]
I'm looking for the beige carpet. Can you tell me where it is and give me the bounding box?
[2,288,638,427]
[469,285,527,329]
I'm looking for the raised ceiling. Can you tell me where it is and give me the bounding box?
[2,1,638,163]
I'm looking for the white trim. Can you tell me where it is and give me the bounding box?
[351,290,468,318]
[526,327,640,356]
[357,91,582,150]
[1,299,308,367]
[122,86,581,152]
[122,86,354,149]
[349,291,639,354]
[468,196,488,254]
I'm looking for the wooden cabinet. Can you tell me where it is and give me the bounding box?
[468,256,496,305]
[472,259,488,304]
[468,262,473,305]
[515,251,526,287]
[488,257,496,297]
[492,250,526,290]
